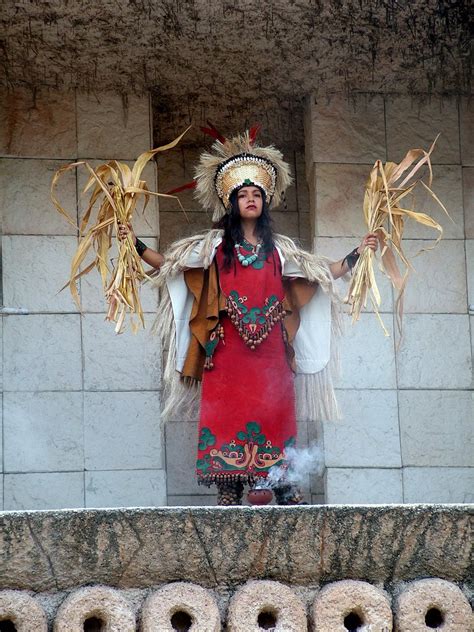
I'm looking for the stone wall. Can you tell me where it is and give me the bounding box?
[304,94,473,504]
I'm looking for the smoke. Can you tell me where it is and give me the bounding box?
[259,443,325,489]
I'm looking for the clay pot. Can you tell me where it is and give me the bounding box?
[247,488,273,505]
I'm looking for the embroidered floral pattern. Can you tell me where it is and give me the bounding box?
[225,290,285,349]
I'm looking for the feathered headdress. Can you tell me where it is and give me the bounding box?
[194,128,293,221]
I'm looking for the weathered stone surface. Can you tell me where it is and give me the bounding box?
[227,580,307,632]
[464,168,474,238]
[323,389,401,468]
[141,583,220,632]
[76,93,151,160]
[4,472,84,511]
[85,470,166,509]
[1,158,77,235]
[3,236,79,313]
[396,314,472,389]
[399,391,473,467]
[402,239,467,313]
[159,211,213,252]
[403,468,474,503]
[325,468,403,503]
[165,421,214,496]
[53,585,135,631]
[312,580,392,631]
[0,590,48,631]
[0,89,76,158]
[467,240,474,307]
[82,313,160,391]
[167,495,216,507]
[395,578,473,631]
[460,97,474,166]
[386,97,460,164]
[3,315,82,391]
[0,506,470,592]
[4,392,84,473]
[309,95,386,164]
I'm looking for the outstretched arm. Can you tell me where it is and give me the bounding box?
[329,233,378,280]
[118,223,165,270]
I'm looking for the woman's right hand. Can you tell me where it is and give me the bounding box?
[118,222,136,245]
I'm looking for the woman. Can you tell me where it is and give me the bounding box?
[120,131,377,505]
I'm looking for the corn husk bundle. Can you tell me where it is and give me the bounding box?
[51,129,189,333]
[345,137,450,336]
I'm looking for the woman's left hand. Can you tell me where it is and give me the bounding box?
[357,232,379,254]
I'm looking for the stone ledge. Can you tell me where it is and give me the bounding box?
[0,505,471,592]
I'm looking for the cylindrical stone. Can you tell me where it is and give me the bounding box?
[0,590,48,632]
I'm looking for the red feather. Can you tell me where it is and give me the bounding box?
[249,124,261,145]
[165,180,197,195]
[200,121,226,144]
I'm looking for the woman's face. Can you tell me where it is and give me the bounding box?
[236,186,263,219]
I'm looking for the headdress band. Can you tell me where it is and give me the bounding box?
[214,153,277,210]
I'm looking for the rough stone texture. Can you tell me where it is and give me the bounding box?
[465,169,474,239]
[402,240,467,314]
[1,158,77,235]
[2,236,79,313]
[82,313,160,391]
[0,590,48,631]
[0,89,76,158]
[403,468,474,504]
[227,580,307,632]
[309,95,386,164]
[4,392,84,473]
[0,506,471,592]
[312,580,392,631]
[460,98,474,166]
[398,391,473,467]
[53,586,135,632]
[141,583,220,632]
[3,314,82,391]
[323,389,401,468]
[85,470,167,509]
[396,314,472,389]
[467,240,474,307]
[4,472,84,511]
[76,93,151,160]
[386,97,460,164]
[325,468,403,504]
[394,578,473,631]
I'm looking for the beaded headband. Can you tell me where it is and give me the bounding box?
[214,153,277,210]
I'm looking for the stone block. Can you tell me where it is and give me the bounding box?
[337,313,397,389]
[1,158,78,235]
[396,315,472,389]
[402,240,467,313]
[0,590,48,631]
[272,211,300,240]
[465,168,474,238]
[313,580,392,632]
[165,421,214,496]
[313,163,371,238]
[3,236,79,313]
[4,472,84,510]
[386,97,460,164]
[227,580,307,632]
[325,468,403,503]
[403,165,464,239]
[309,94,386,164]
[159,211,211,251]
[466,240,473,307]
[4,392,83,473]
[76,160,159,237]
[395,578,473,631]
[156,145,202,213]
[53,586,135,632]
[78,238,159,313]
[84,391,162,470]
[403,467,474,503]
[0,89,76,158]
[141,583,220,632]
[76,93,151,160]
[3,315,82,391]
[167,495,216,506]
[310,494,325,504]
[315,237,393,312]
[399,391,473,467]
[82,313,160,390]
[460,97,473,166]
[295,149,310,213]
[85,469,166,508]
[324,390,401,468]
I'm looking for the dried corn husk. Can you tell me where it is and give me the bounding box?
[51,129,189,333]
[346,137,450,336]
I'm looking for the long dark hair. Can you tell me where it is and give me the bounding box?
[214,186,275,269]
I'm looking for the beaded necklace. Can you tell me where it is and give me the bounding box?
[234,240,263,267]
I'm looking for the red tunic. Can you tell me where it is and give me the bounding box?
[196,242,297,486]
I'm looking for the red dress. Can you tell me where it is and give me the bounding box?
[196,242,297,486]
